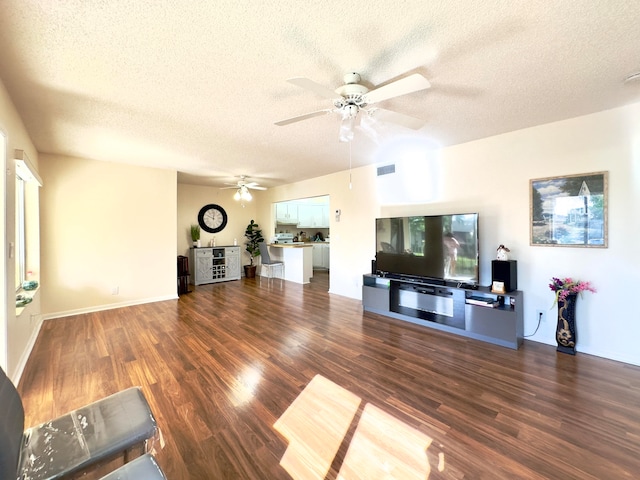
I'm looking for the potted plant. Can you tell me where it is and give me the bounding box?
[190,224,201,247]
[244,219,264,278]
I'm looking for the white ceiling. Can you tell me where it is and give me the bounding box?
[1,1,639,189]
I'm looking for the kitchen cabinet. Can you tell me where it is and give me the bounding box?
[312,244,322,268]
[297,205,329,228]
[312,243,330,269]
[276,203,298,224]
[190,246,241,285]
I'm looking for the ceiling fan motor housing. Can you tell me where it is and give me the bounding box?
[343,72,361,84]
[334,81,369,111]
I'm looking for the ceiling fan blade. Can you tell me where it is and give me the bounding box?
[275,109,333,126]
[287,77,339,99]
[244,182,267,190]
[368,108,426,130]
[365,74,431,104]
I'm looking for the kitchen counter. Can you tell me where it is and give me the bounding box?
[269,243,313,248]
[266,244,313,284]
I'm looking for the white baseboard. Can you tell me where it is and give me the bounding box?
[11,315,44,385]
[525,335,640,367]
[41,294,178,321]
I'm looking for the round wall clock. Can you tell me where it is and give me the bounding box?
[198,204,228,233]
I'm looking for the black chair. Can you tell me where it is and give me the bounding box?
[259,242,284,279]
[99,453,167,479]
[0,366,163,480]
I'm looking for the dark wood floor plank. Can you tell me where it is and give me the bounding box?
[17,271,640,479]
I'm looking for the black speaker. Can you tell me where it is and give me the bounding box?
[492,260,517,292]
[371,259,377,275]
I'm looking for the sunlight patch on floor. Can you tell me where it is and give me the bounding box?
[337,403,433,479]
[274,374,441,479]
[274,374,361,479]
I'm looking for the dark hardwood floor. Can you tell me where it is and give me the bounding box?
[18,271,640,479]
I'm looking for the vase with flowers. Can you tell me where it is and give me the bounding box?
[549,277,596,355]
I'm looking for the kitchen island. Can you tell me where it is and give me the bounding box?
[265,244,313,284]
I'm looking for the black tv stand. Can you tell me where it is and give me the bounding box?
[362,274,524,349]
[379,272,446,286]
[390,280,465,329]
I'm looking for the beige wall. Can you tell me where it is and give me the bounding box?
[39,154,177,316]
[177,183,260,264]
[0,79,41,380]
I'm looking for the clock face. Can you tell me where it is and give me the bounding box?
[198,204,228,233]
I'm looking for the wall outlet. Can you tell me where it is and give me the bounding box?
[536,309,545,323]
[111,286,119,295]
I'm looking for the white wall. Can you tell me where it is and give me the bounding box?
[258,168,379,297]
[262,102,640,366]
[39,154,178,317]
[434,103,640,365]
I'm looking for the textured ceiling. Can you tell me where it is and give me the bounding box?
[1,1,639,189]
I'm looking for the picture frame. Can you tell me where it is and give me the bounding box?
[530,171,608,247]
[491,281,506,294]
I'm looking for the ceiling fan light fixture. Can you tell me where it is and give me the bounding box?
[233,189,242,201]
[339,115,355,142]
[238,186,252,201]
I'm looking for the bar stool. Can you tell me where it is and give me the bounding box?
[259,242,284,279]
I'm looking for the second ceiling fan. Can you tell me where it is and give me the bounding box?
[275,72,431,142]
[221,175,266,202]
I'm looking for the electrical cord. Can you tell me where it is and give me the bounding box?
[524,311,544,337]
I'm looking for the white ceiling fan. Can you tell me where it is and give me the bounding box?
[275,72,431,142]
[221,175,267,191]
[221,175,266,202]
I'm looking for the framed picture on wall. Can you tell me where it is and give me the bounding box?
[530,171,608,247]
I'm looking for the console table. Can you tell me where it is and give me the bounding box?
[190,246,241,285]
[362,274,524,349]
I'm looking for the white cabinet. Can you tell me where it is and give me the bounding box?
[297,205,330,228]
[276,200,329,227]
[323,244,330,269]
[312,244,322,268]
[190,246,241,285]
[312,243,330,269]
[226,247,241,279]
[276,203,298,224]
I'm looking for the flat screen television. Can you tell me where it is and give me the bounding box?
[375,213,479,285]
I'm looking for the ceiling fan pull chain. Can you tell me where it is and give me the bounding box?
[349,141,353,190]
